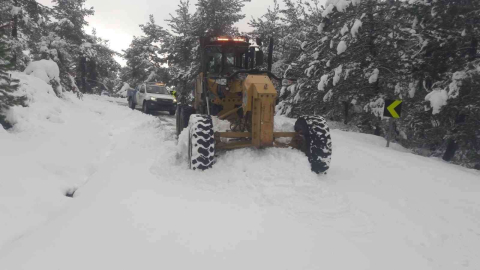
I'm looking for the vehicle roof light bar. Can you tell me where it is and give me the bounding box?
[210,37,247,42]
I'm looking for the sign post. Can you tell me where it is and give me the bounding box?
[383,99,403,148]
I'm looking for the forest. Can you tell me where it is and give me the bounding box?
[1,0,479,169]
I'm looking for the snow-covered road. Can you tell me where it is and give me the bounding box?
[1,91,479,270]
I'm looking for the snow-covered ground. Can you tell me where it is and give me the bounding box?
[1,73,480,269]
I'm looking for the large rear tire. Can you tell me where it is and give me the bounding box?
[294,115,332,174]
[188,114,215,170]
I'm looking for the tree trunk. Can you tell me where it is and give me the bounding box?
[374,122,381,136]
[442,113,466,161]
[442,139,458,161]
[11,0,19,66]
[343,101,349,124]
[469,36,477,61]
[80,56,87,93]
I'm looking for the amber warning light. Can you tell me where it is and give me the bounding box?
[211,37,246,42]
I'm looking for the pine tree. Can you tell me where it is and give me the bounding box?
[122,16,171,86]
[86,30,121,93]
[41,0,94,94]
[165,0,198,103]
[194,0,250,36]
[0,0,50,70]
[249,0,285,72]
[403,0,480,166]
[264,0,480,168]
[0,35,25,128]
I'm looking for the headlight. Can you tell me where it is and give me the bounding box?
[150,97,156,101]
[173,98,177,103]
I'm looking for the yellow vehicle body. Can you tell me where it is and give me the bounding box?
[194,73,298,150]
[178,36,332,174]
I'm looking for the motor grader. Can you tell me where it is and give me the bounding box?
[176,36,332,174]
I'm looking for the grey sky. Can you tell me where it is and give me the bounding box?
[37,0,290,65]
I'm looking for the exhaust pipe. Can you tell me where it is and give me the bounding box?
[249,47,255,69]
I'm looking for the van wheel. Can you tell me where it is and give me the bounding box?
[142,102,149,114]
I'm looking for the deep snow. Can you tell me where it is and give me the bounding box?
[1,73,480,269]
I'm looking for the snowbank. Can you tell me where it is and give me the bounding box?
[0,72,154,251]
[1,77,480,270]
[24,59,59,84]
[4,72,60,130]
[24,59,62,94]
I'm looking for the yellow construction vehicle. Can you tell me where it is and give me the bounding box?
[176,36,332,174]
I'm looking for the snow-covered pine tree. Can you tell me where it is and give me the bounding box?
[43,0,94,93]
[193,0,250,37]
[249,0,283,67]
[277,0,403,124]
[0,34,25,128]
[122,15,171,86]
[0,0,50,70]
[85,30,121,93]
[165,0,198,103]
[271,0,322,116]
[407,0,480,167]
[249,0,479,168]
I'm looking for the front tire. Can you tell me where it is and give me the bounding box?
[188,114,215,170]
[142,102,149,114]
[294,115,332,174]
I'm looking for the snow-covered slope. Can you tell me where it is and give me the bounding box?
[0,75,479,269]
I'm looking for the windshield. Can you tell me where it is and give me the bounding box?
[207,53,222,74]
[146,85,168,94]
[205,45,247,75]
[225,53,235,68]
[206,46,223,74]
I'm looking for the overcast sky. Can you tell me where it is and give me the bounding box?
[37,0,296,66]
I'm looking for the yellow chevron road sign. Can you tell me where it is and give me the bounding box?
[383,99,402,118]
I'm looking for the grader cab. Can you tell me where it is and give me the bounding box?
[176,36,332,174]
